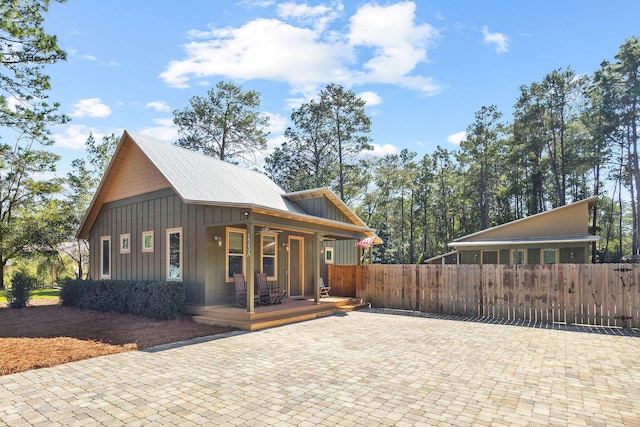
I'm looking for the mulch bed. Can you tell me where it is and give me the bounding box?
[0,300,236,375]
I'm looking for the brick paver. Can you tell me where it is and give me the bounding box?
[1,311,639,426]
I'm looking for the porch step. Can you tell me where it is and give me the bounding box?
[193,297,367,331]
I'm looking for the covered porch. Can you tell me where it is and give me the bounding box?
[192,296,367,331]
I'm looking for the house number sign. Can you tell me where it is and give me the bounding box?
[247,233,251,258]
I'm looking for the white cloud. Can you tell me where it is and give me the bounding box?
[67,48,119,66]
[277,1,343,32]
[139,118,179,142]
[370,143,400,157]
[160,18,349,93]
[145,101,171,112]
[239,0,274,8]
[5,95,21,111]
[358,91,382,107]
[348,2,441,93]
[67,48,97,61]
[264,111,288,135]
[159,2,442,97]
[482,26,508,54]
[52,124,103,150]
[69,98,112,118]
[447,131,466,145]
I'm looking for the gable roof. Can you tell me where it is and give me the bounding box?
[285,187,383,244]
[77,131,375,239]
[449,196,599,248]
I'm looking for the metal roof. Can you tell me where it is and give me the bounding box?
[129,131,304,214]
[77,131,379,239]
[285,187,383,244]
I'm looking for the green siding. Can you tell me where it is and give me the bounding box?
[456,245,591,265]
[293,196,352,223]
[89,189,364,308]
[499,249,509,264]
[460,250,480,264]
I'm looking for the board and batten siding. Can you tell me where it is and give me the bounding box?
[292,196,352,224]
[89,188,206,305]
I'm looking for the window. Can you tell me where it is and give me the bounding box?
[226,228,246,281]
[481,250,499,264]
[120,233,131,254]
[142,231,154,252]
[261,234,277,279]
[511,249,526,265]
[101,236,111,279]
[167,228,182,281]
[324,247,334,264]
[542,248,558,264]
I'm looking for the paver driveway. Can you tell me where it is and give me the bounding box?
[1,311,640,426]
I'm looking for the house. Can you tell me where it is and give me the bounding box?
[426,196,599,265]
[76,131,379,314]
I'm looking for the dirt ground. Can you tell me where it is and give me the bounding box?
[0,300,235,375]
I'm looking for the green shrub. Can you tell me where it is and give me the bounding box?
[61,279,185,320]
[8,270,37,308]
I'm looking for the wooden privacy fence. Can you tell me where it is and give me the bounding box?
[328,264,640,329]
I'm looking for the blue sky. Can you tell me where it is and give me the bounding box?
[38,0,640,175]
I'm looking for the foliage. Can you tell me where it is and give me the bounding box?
[173,81,269,163]
[0,137,64,288]
[265,83,371,202]
[7,269,36,308]
[0,0,69,142]
[61,280,185,320]
[12,251,74,287]
[0,0,68,288]
[345,37,640,264]
[84,133,120,178]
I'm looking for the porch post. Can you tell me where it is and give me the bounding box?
[314,232,321,304]
[247,221,255,313]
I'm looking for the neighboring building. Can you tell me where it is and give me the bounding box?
[77,131,379,313]
[426,196,599,265]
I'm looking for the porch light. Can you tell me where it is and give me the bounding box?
[214,235,223,247]
[243,211,250,219]
[282,242,289,251]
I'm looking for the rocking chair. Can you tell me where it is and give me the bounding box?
[233,273,260,307]
[256,272,287,304]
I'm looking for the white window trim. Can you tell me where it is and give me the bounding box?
[120,233,131,254]
[541,248,558,264]
[142,230,154,253]
[260,233,278,280]
[101,235,111,279]
[226,227,246,282]
[166,227,183,281]
[511,249,526,265]
[324,247,334,264]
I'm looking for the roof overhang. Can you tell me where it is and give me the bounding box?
[451,196,598,243]
[285,187,362,225]
[284,187,382,244]
[449,235,600,248]
[425,250,458,264]
[187,200,377,237]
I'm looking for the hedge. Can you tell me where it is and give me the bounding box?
[60,279,185,320]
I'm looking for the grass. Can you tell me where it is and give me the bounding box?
[0,298,236,376]
[0,287,61,303]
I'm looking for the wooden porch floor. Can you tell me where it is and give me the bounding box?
[193,296,366,331]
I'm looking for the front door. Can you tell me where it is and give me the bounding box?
[288,236,304,296]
